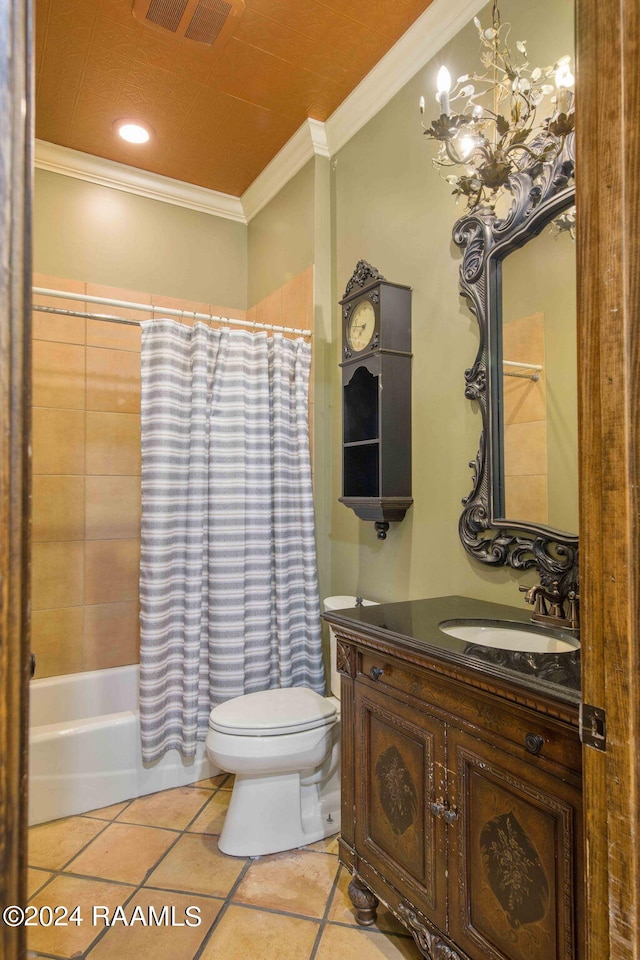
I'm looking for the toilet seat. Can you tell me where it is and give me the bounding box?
[209,687,337,737]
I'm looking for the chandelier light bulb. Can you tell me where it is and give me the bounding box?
[421,5,575,211]
[555,64,574,89]
[554,64,574,114]
[459,136,476,159]
[436,66,452,115]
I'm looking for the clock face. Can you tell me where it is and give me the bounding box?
[347,300,376,352]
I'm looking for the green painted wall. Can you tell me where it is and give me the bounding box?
[34,169,247,309]
[327,0,575,608]
[247,159,315,306]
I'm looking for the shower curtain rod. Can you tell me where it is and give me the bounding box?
[32,287,313,338]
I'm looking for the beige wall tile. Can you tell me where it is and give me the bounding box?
[32,408,85,475]
[257,287,283,328]
[33,273,84,294]
[210,303,247,322]
[86,412,141,475]
[32,308,86,345]
[32,340,85,410]
[85,539,140,605]
[85,476,141,540]
[504,474,549,526]
[32,542,84,611]
[87,318,141,352]
[85,282,145,351]
[283,268,313,331]
[31,607,84,677]
[83,601,140,670]
[86,347,141,414]
[503,373,547,425]
[504,420,548,476]
[85,282,151,323]
[32,276,86,344]
[32,475,85,542]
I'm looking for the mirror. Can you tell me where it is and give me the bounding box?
[454,133,579,606]
[498,204,578,534]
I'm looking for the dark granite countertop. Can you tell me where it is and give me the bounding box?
[322,595,581,707]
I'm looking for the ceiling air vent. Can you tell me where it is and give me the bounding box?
[132,0,245,48]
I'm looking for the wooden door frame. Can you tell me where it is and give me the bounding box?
[576,0,640,956]
[0,0,32,958]
[0,0,638,958]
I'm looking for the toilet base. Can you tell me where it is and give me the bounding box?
[218,771,341,857]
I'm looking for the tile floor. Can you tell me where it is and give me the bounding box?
[27,775,422,960]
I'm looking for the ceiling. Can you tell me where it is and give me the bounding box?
[35,0,434,197]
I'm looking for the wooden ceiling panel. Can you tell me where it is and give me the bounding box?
[36,0,435,196]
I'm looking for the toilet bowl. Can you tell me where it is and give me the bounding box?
[205,595,377,857]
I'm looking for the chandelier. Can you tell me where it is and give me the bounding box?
[420,1,575,211]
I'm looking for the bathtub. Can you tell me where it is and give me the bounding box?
[29,664,218,825]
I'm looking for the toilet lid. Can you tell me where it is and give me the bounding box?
[208,687,337,737]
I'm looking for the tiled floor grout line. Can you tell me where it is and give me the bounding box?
[74,778,236,959]
[27,781,226,960]
[308,857,344,960]
[28,777,229,883]
[28,778,419,960]
[74,804,207,959]
[190,858,254,960]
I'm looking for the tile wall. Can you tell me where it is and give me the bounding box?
[502,311,548,525]
[31,270,314,679]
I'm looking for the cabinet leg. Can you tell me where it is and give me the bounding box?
[347,874,379,926]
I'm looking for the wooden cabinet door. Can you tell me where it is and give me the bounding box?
[354,682,448,931]
[447,728,582,960]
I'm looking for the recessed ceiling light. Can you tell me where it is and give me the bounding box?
[114,118,153,144]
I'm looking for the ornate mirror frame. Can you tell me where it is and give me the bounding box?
[454,132,579,613]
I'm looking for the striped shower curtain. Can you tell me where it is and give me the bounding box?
[139,320,325,763]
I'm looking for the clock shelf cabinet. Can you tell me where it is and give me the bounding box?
[339,261,412,539]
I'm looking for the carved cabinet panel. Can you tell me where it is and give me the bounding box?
[337,632,582,960]
[354,683,448,932]
[448,729,582,960]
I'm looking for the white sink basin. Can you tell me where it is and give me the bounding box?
[439,620,580,654]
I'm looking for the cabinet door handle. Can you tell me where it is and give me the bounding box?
[369,666,384,681]
[429,802,445,817]
[525,733,544,755]
[443,808,458,824]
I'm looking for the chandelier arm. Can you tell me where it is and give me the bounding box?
[503,137,565,162]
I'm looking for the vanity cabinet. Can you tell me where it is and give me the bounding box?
[333,616,583,960]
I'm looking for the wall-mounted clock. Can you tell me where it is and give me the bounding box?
[339,260,412,539]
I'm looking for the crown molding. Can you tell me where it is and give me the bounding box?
[324,0,487,156]
[36,0,484,225]
[241,0,485,218]
[241,118,329,222]
[34,140,247,223]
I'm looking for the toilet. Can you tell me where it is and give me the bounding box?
[206,595,377,857]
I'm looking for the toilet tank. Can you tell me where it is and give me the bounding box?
[323,596,378,698]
